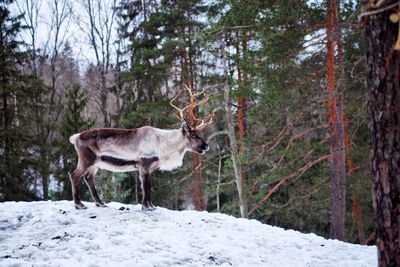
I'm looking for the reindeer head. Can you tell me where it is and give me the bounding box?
[170,85,215,155]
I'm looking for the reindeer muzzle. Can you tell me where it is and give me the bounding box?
[199,144,209,155]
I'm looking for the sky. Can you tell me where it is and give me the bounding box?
[10,0,119,69]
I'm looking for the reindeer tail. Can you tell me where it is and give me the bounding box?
[69,133,80,145]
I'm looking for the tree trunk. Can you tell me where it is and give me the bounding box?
[327,0,346,240]
[216,144,222,212]
[101,73,110,127]
[41,146,49,200]
[188,28,204,211]
[365,3,400,266]
[351,190,366,244]
[181,29,204,211]
[345,116,365,244]
[2,86,9,166]
[192,154,204,210]
[236,30,248,182]
[222,39,248,218]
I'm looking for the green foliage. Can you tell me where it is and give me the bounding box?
[120,98,177,129]
[0,0,38,201]
[201,0,372,244]
[3,0,374,245]
[52,85,94,200]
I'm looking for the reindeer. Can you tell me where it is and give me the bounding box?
[68,86,214,210]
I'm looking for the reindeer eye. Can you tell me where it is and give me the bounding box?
[189,131,196,138]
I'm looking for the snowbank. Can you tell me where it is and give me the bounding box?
[0,201,377,267]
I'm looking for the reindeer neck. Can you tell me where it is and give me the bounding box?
[154,128,187,171]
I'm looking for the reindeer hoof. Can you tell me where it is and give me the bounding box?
[75,203,87,210]
[141,204,156,211]
[96,202,107,208]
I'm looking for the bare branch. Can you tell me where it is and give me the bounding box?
[248,154,330,216]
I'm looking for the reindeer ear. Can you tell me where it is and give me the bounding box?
[181,121,190,134]
[181,121,188,132]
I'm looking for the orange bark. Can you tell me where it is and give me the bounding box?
[352,190,366,243]
[327,0,346,240]
[193,154,204,210]
[236,31,248,181]
[182,40,203,211]
[344,116,365,243]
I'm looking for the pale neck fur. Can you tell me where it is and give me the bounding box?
[154,128,188,171]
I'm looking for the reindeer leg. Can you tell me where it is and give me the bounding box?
[147,169,156,208]
[147,175,154,208]
[83,168,106,207]
[140,169,154,211]
[140,157,158,210]
[71,146,97,209]
[70,169,87,210]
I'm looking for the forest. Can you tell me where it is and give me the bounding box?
[0,0,399,265]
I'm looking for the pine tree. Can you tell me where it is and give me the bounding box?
[53,85,94,200]
[326,0,346,241]
[0,0,37,200]
[116,0,209,209]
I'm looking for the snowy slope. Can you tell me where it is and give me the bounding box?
[0,201,376,267]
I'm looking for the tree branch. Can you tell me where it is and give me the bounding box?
[248,154,329,216]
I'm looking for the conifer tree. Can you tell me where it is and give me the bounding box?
[53,85,94,200]
[0,0,37,200]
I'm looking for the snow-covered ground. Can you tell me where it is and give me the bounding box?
[0,201,376,267]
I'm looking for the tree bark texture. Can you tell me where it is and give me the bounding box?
[345,115,366,244]
[222,40,248,218]
[236,30,248,182]
[327,0,346,240]
[365,4,400,266]
[182,37,204,211]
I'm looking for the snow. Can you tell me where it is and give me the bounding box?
[0,201,377,267]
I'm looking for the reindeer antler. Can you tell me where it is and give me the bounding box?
[170,91,191,122]
[170,84,215,131]
[193,113,216,131]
